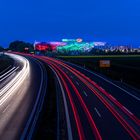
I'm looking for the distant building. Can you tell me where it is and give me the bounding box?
[34,41,66,53]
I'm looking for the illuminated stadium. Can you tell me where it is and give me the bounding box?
[34,41,66,51]
[34,39,107,53]
[57,42,95,53]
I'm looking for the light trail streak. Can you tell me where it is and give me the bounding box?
[13,53,140,139]
[41,56,140,140]
[38,57,102,140]
[0,65,12,75]
[47,57,140,125]
[49,66,73,140]
[0,66,15,78]
[47,63,85,140]
[0,53,30,105]
[0,67,19,82]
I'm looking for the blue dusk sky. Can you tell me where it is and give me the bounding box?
[0,0,140,47]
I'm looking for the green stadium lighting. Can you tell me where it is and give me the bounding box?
[57,42,94,52]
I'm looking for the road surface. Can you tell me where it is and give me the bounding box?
[33,55,140,140]
[1,53,140,140]
[0,53,47,140]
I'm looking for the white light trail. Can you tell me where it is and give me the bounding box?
[0,67,19,82]
[0,67,16,78]
[0,53,30,105]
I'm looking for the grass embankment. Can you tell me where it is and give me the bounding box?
[58,55,140,89]
[0,54,14,72]
[58,55,140,58]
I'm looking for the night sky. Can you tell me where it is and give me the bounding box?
[0,0,140,47]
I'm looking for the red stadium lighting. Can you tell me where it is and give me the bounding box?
[35,43,49,51]
[34,41,67,52]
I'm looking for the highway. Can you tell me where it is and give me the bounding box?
[0,53,140,140]
[31,55,140,140]
[0,53,47,140]
[62,60,140,119]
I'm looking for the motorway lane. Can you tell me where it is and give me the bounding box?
[56,58,140,134]
[61,60,140,119]
[37,56,140,140]
[11,53,140,139]
[0,54,46,140]
[64,70,135,140]
[49,63,101,140]
[25,55,101,140]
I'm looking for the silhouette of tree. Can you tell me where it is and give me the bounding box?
[9,41,33,52]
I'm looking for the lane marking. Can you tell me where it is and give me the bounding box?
[21,57,43,140]
[99,86,105,91]
[64,61,140,101]
[94,107,101,118]
[2,104,10,113]
[50,66,73,140]
[76,81,79,85]
[83,91,88,97]
[123,106,133,115]
[109,94,117,101]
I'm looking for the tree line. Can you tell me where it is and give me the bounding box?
[0,41,34,52]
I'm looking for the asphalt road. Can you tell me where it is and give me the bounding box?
[1,53,139,140]
[33,55,140,140]
[0,53,47,140]
[62,60,140,119]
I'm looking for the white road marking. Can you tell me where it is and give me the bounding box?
[50,66,73,140]
[109,94,117,101]
[94,107,101,118]
[2,104,10,113]
[21,57,43,140]
[123,106,133,115]
[76,81,79,85]
[99,86,105,91]
[64,61,140,101]
[83,91,88,97]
